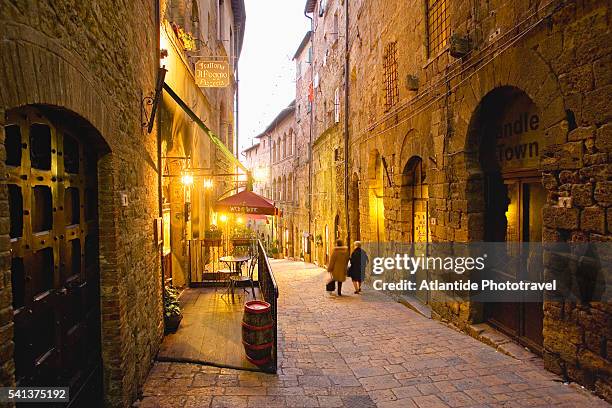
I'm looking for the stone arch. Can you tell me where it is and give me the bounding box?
[366,149,385,247]
[0,32,135,403]
[453,50,566,232]
[334,213,340,242]
[287,129,294,156]
[400,156,430,243]
[398,129,432,177]
[462,86,548,241]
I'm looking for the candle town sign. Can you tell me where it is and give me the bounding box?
[493,102,547,172]
[195,60,230,87]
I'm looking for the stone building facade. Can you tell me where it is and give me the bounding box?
[159,0,245,288]
[244,103,299,255]
[0,0,245,406]
[340,0,611,400]
[306,0,349,266]
[0,1,162,406]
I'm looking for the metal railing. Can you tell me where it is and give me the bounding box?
[257,239,279,373]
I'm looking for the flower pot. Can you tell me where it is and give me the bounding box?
[232,238,251,246]
[205,231,222,240]
[164,313,182,333]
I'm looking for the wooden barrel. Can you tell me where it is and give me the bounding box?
[242,300,273,366]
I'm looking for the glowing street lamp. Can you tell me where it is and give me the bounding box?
[181,174,194,186]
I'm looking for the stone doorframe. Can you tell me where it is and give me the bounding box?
[451,47,566,324]
[397,129,432,243]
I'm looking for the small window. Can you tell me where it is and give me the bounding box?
[319,0,326,17]
[383,42,399,111]
[334,87,340,123]
[427,0,450,57]
[332,12,339,43]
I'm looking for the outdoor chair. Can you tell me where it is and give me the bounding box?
[229,255,257,301]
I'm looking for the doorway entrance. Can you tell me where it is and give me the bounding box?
[5,107,102,405]
[402,156,430,304]
[485,176,545,351]
[475,87,547,353]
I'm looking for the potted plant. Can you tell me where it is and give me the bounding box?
[177,26,196,51]
[204,225,222,240]
[164,285,182,333]
[231,225,254,246]
[270,246,281,259]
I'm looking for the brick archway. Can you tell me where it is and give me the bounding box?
[0,30,140,406]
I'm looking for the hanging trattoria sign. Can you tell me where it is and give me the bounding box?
[195,60,230,87]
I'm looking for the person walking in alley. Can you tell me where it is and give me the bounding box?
[327,239,349,296]
[348,241,369,294]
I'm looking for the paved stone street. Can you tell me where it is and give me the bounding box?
[137,260,608,408]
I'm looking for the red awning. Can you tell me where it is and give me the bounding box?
[215,190,279,216]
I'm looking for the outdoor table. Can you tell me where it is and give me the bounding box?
[219,255,251,275]
[219,255,251,302]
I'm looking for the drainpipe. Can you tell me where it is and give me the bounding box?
[304,10,314,256]
[343,0,350,247]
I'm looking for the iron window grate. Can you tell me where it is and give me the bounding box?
[427,0,450,57]
[383,41,399,111]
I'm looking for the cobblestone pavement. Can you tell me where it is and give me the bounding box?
[137,260,608,408]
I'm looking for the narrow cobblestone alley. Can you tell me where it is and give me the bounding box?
[137,260,608,408]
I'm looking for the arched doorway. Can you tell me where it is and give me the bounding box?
[368,151,385,253]
[401,156,430,304]
[334,213,340,242]
[469,87,546,352]
[402,156,430,243]
[324,224,330,264]
[5,106,103,404]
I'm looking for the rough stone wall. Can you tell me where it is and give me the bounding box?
[346,0,610,400]
[0,1,163,406]
[294,40,315,260]
[309,0,348,261]
[268,111,299,255]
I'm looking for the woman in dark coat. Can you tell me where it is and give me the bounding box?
[348,241,369,294]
